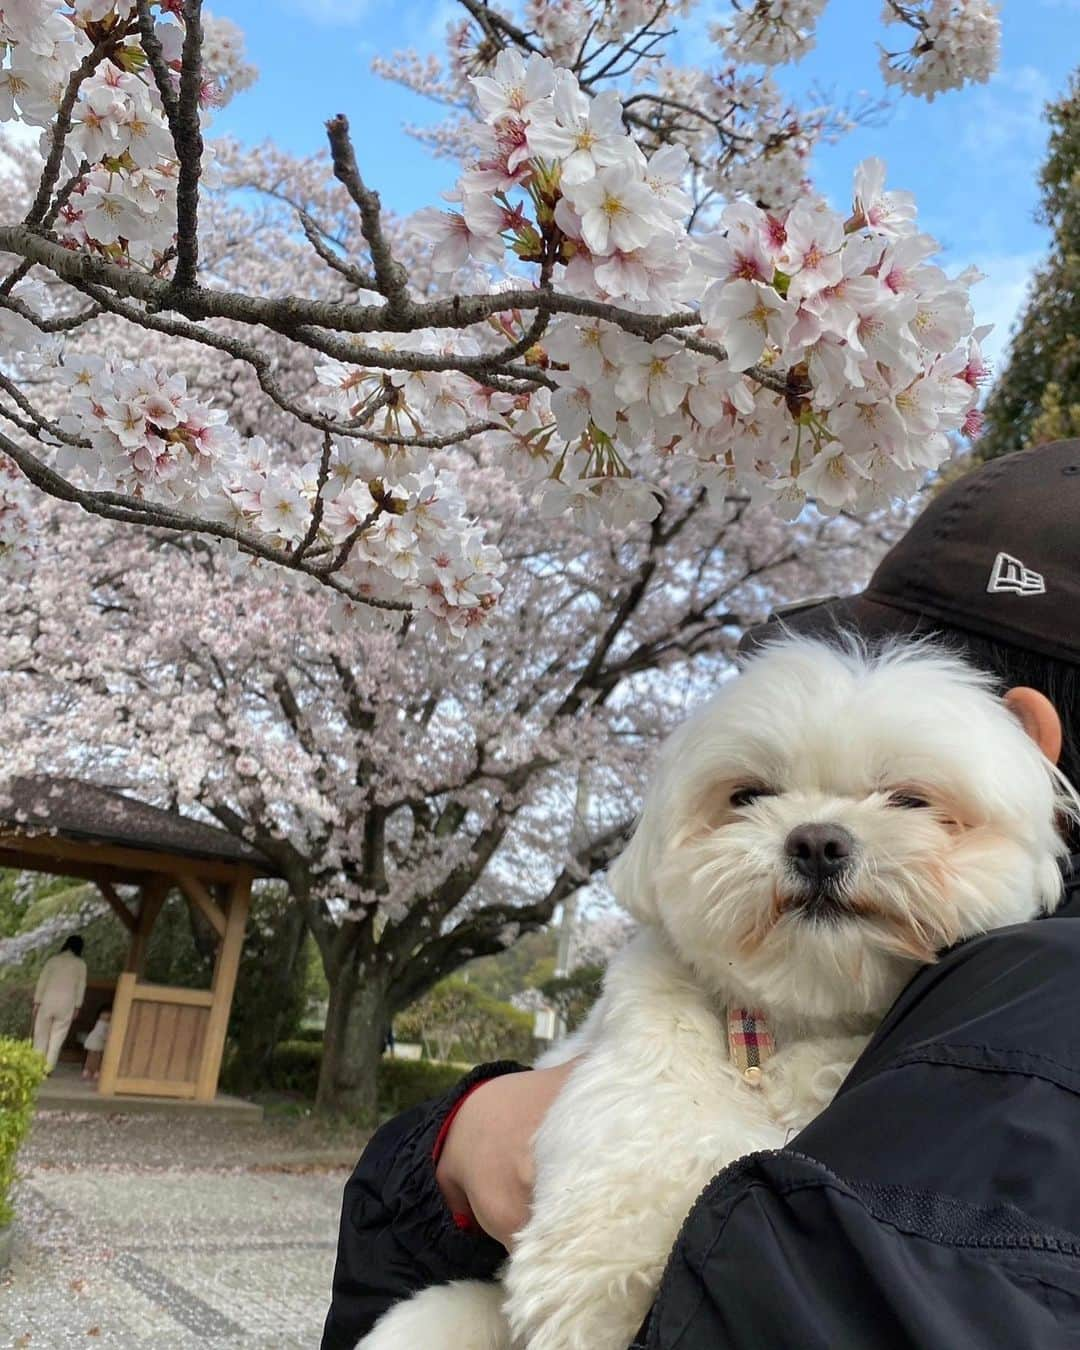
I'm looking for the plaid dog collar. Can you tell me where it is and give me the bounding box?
[728,1007,774,1086]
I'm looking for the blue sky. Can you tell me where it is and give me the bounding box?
[210,0,1078,372]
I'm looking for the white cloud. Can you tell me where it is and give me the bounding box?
[968,251,1043,374]
[960,65,1054,158]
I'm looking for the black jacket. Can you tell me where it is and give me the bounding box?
[323,859,1080,1350]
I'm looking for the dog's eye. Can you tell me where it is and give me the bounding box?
[730,786,776,808]
[888,791,931,810]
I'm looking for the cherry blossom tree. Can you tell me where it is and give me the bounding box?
[0,0,1001,1110]
[0,0,999,643]
[0,459,885,1110]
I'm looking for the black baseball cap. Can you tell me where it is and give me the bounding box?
[742,439,1080,665]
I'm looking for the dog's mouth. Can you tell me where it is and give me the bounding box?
[770,884,941,964]
[775,883,857,924]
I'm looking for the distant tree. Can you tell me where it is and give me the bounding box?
[980,70,1080,459]
[397,978,533,1064]
[540,964,606,1034]
[460,927,559,1003]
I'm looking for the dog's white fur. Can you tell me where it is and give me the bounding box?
[360,639,1070,1350]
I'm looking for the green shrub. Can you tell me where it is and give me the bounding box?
[266,1041,464,1115]
[292,1025,324,1044]
[268,1039,323,1096]
[0,1037,46,1229]
[0,982,33,1041]
[377,1059,463,1114]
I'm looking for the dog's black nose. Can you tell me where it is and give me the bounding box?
[784,823,856,885]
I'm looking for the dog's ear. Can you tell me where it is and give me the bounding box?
[608,800,662,925]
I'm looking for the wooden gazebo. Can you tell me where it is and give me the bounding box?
[0,777,281,1103]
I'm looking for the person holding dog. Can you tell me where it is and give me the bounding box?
[322,438,1080,1350]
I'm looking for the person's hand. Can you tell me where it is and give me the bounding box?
[435,1058,580,1250]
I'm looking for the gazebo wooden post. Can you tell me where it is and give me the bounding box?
[195,871,252,1101]
[99,876,169,1098]
[125,875,170,975]
[97,971,133,1098]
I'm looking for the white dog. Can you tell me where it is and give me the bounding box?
[361,639,1071,1350]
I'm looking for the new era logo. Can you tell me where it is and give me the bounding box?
[987,552,1046,596]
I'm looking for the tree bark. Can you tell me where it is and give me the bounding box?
[316,958,389,1118]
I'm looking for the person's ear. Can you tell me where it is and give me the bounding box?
[1003,687,1062,764]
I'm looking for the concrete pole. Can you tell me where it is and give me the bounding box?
[552,769,590,1036]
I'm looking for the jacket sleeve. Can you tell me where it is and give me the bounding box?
[320,1061,529,1350]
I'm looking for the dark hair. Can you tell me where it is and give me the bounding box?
[935,627,1080,847]
[61,935,84,956]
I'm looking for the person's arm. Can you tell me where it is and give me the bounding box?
[434,1058,579,1249]
[33,956,52,1015]
[73,959,86,1011]
[321,1062,534,1350]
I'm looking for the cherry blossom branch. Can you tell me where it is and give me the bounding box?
[297,210,378,292]
[325,115,410,316]
[172,1,207,290]
[579,2,671,87]
[25,43,106,229]
[321,503,385,575]
[135,0,180,125]
[0,428,410,611]
[456,0,541,56]
[0,222,776,391]
[0,392,65,444]
[0,292,102,333]
[0,372,87,448]
[71,279,395,439]
[0,225,705,342]
[290,432,333,564]
[369,421,502,449]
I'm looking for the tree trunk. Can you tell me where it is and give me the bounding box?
[316,962,389,1118]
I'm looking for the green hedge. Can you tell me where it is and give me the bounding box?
[0,982,33,1042]
[378,1059,462,1114]
[267,1040,322,1096]
[268,1041,463,1114]
[0,1037,46,1229]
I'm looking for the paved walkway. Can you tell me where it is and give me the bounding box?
[1,1113,354,1348]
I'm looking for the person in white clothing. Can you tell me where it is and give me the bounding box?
[82,1005,112,1080]
[32,935,87,1072]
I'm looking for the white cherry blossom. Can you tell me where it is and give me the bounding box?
[701,279,798,372]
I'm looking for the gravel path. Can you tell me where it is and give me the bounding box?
[1,1110,367,1348]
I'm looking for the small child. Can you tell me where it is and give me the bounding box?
[82,1006,111,1081]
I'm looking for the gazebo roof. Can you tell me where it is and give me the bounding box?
[0,776,280,878]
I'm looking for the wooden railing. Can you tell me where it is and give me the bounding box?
[98,975,213,1099]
